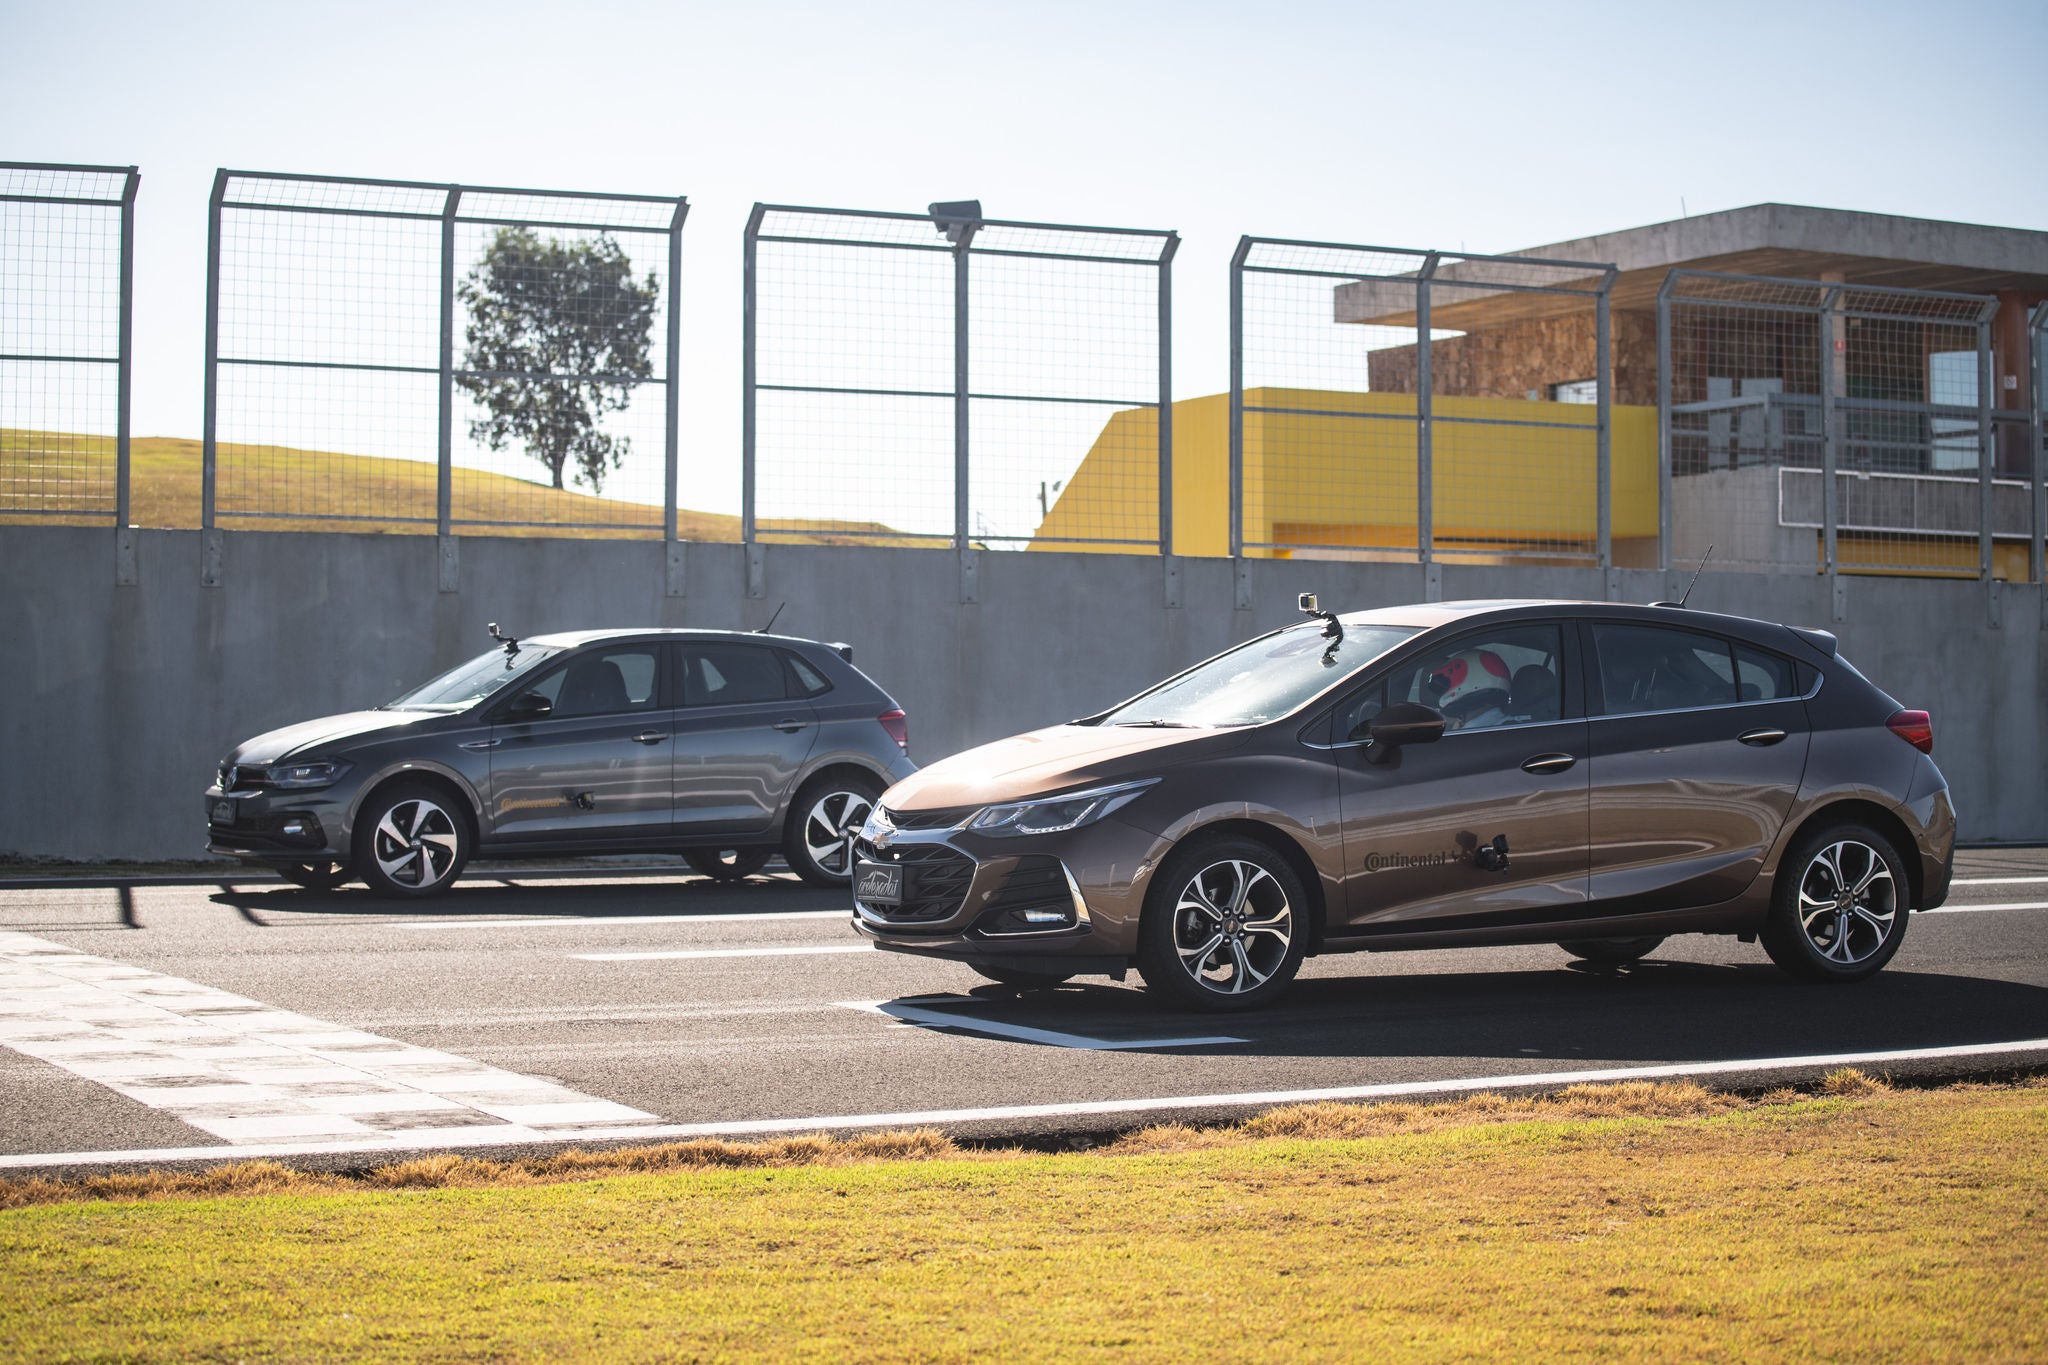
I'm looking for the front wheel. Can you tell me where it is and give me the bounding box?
[782,774,882,887]
[1560,936,1664,965]
[354,784,470,899]
[1136,835,1308,1012]
[683,847,774,882]
[1761,823,1910,983]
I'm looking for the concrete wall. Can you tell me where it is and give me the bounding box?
[2,525,2041,860]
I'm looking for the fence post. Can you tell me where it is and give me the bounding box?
[1818,287,1841,617]
[115,167,138,533]
[200,170,226,587]
[664,198,688,598]
[1228,237,1249,608]
[436,186,460,592]
[1656,272,1674,575]
[741,205,762,550]
[1596,268,1615,579]
[1157,234,1177,563]
[1416,253,1439,595]
[1977,312,1996,588]
[952,217,976,603]
[2033,303,2047,592]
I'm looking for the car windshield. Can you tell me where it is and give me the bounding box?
[384,645,564,711]
[1098,623,1418,728]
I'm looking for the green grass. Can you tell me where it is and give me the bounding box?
[3,1079,2044,1362]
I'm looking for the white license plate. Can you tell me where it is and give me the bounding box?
[210,798,238,825]
[855,861,903,907]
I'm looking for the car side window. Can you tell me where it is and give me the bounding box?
[1383,624,1565,734]
[782,651,832,698]
[1734,645,1800,701]
[1591,625,1737,714]
[684,644,789,707]
[545,646,661,719]
[1333,680,1387,742]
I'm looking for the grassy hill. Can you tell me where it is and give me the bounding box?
[0,429,915,545]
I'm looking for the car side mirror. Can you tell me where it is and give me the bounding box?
[1358,702,1445,763]
[505,692,552,721]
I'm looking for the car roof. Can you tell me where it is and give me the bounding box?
[1334,599,1824,652]
[519,628,828,650]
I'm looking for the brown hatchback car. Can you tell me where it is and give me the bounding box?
[851,598,1954,1011]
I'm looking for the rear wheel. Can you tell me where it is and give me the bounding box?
[274,861,348,892]
[783,774,883,887]
[354,784,470,899]
[1560,936,1664,965]
[1761,822,1910,983]
[1136,835,1307,1012]
[683,847,774,882]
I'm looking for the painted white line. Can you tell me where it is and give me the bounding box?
[1926,900,2048,914]
[843,999,1249,1051]
[8,1036,2047,1171]
[1952,876,2048,886]
[390,910,849,929]
[575,945,870,962]
[0,931,656,1147]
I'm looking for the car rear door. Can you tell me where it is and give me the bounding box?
[487,642,675,843]
[1581,620,1812,914]
[671,641,820,837]
[1330,620,1592,936]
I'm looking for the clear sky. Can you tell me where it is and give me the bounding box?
[5,0,2045,521]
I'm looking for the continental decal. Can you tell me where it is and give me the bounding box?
[500,795,572,814]
[1362,851,1452,872]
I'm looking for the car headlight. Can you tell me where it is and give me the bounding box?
[261,760,351,789]
[968,779,1158,837]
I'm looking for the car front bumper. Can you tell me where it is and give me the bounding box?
[204,783,356,863]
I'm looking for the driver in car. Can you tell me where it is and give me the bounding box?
[1425,649,1515,731]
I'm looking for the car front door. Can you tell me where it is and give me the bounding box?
[487,642,674,843]
[1581,621,1812,914]
[671,641,820,837]
[1330,621,1591,937]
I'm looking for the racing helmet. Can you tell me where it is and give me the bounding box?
[1427,649,1512,719]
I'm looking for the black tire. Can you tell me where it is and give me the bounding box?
[1761,821,1911,983]
[782,772,883,887]
[969,964,1074,990]
[1560,935,1664,965]
[353,782,470,899]
[1136,834,1308,1012]
[274,861,348,892]
[684,846,774,882]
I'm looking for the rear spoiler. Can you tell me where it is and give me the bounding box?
[1789,626,1837,656]
[830,642,854,663]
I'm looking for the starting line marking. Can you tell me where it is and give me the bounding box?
[576,945,871,962]
[1951,876,2048,886]
[390,910,850,930]
[1926,900,2048,914]
[7,1035,2047,1171]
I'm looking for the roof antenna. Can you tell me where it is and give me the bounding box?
[1652,545,1715,609]
[755,602,785,634]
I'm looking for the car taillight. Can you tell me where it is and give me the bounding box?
[877,709,908,755]
[1886,710,1933,754]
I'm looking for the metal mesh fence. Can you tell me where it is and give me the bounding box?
[744,205,1174,552]
[1659,271,2009,580]
[0,163,137,525]
[1231,239,1619,565]
[206,172,686,537]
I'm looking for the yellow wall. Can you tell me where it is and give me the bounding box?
[1031,388,1660,558]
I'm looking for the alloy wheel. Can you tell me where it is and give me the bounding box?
[802,789,874,879]
[1796,839,1896,966]
[1172,858,1294,995]
[371,798,461,890]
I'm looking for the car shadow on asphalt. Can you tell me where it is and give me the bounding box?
[204,874,845,923]
[925,960,2048,1063]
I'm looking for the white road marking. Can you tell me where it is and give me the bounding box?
[841,999,1246,1051]
[8,1036,2047,1170]
[575,945,871,962]
[0,931,655,1147]
[390,910,850,929]
[1951,876,2048,886]
[1926,900,2048,914]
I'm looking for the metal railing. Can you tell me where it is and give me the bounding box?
[0,162,138,526]
[743,203,1176,555]
[1229,238,1620,570]
[202,171,687,559]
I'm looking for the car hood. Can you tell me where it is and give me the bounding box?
[228,710,441,765]
[882,723,1247,811]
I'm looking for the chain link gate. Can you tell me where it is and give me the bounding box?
[1656,271,2020,595]
[202,171,687,585]
[742,203,1176,580]
[1,163,139,542]
[1228,238,1623,583]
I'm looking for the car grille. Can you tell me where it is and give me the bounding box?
[853,837,974,925]
[879,805,973,832]
[220,764,269,792]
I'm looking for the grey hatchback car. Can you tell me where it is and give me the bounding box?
[206,628,916,896]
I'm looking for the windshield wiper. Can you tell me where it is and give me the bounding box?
[1113,719,1197,728]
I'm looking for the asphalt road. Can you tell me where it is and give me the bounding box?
[4,848,2046,1175]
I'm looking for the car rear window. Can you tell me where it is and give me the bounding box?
[1591,624,1738,713]
[684,644,788,707]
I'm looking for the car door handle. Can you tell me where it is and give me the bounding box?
[772,718,809,733]
[1521,753,1577,774]
[459,738,500,751]
[632,730,669,745]
[1738,728,1788,747]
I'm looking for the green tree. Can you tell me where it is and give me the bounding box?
[456,227,659,494]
